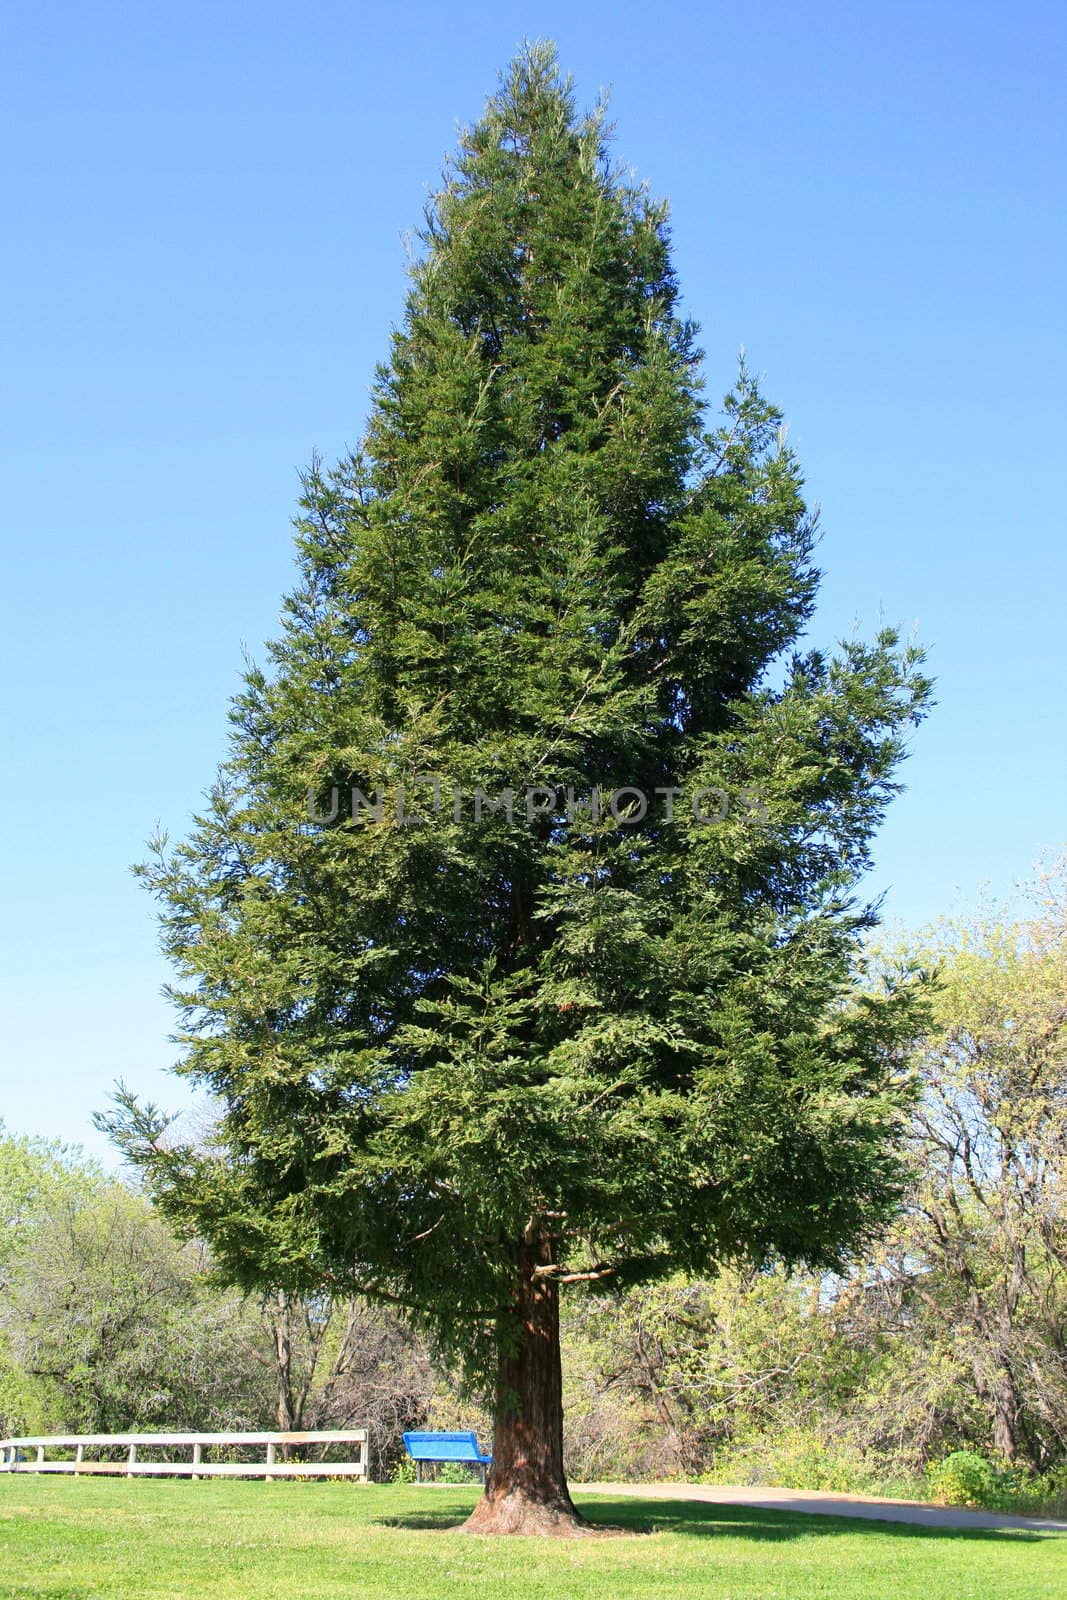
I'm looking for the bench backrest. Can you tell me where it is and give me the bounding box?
[402,1430,486,1461]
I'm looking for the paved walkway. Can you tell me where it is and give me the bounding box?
[575,1481,1067,1534]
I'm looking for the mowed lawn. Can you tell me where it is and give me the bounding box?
[1,1480,1063,1600]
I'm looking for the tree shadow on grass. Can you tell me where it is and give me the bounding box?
[574,1498,1054,1545]
[375,1495,478,1533]
[375,1496,1054,1545]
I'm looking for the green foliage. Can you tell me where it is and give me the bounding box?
[0,1124,101,1279]
[103,44,931,1389]
[0,1180,274,1434]
[562,1271,841,1478]
[438,1461,484,1484]
[928,1451,1003,1508]
[560,1268,914,1486]
[867,874,1067,1472]
[0,1128,105,1435]
[703,1430,921,1499]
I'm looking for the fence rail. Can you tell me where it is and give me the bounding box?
[0,1430,368,1479]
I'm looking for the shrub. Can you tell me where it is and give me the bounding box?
[928,1451,1001,1507]
[700,1429,924,1500]
[439,1462,484,1484]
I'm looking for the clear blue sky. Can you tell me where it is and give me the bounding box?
[2,1,1065,1160]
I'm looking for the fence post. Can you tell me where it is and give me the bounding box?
[265,1442,276,1479]
[75,1444,84,1474]
[192,1442,202,1481]
[126,1444,137,1477]
[36,1445,45,1469]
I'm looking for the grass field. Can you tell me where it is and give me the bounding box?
[1,1480,1063,1600]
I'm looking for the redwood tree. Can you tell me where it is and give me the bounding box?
[105,46,931,1533]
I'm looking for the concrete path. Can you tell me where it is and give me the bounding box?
[575,1480,1067,1534]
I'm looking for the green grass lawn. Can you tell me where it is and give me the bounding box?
[1,1480,1063,1600]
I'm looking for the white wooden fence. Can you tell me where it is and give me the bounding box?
[0,1430,368,1479]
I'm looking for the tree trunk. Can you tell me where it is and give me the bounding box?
[269,1292,299,1460]
[991,1364,1021,1463]
[461,1234,586,1536]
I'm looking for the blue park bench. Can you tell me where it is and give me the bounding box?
[402,1430,492,1485]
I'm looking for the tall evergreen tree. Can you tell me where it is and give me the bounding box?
[105,46,931,1532]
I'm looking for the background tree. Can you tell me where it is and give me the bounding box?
[885,882,1067,1468]
[105,45,930,1533]
[1,1180,270,1435]
[0,1146,436,1473]
[560,1268,881,1485]
[0,1128,102,1435]
[257,1289,434,1475]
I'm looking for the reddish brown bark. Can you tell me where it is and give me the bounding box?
[461,1233,587,1536]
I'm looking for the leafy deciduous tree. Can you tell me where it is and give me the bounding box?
[892,885,1067,1467]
